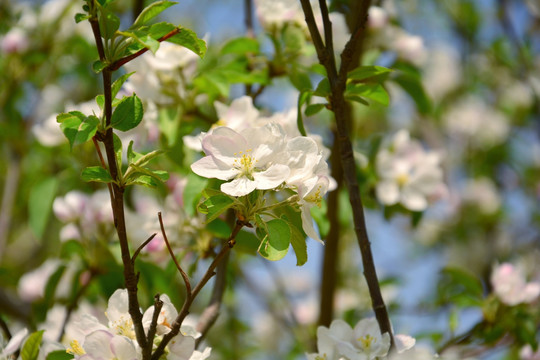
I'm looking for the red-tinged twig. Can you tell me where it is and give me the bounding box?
[158,212,192,296]
[132,233,158,263]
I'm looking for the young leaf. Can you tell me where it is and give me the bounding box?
[313,78,331,97]
[29,177,58,239]
[118,31,160,54]
[111,94,144,132]
[47,351,74,360]
[111,72,135,99]
[21,330,44,360]
[57,111,99,149]
[183,173,208,217]
[296,91,310,137]
[346,83,390,106]
[304,103,326,116]
[198,194,235,223]
[92,60,107,73]
[257,218,290,261]
[289,220,307,266]
[81,166,114,183]
[221,37,260,55]
[74,13,90,23]
[98,7,120,40]
[348,65,393,82]
[393,72,432,114]
[166,27,207,58]
[132,1,177,28]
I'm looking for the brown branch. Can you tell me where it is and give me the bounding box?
[0,149,20,261]
[109,28,181,71]
[298,0,393,346]
[143,294,163,360]
[132,233,157,262]
[158,212,192,296]
[318,129,344,327]
[151,220,245,360]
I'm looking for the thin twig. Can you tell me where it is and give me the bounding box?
[298,0,394,346]
[0,148,20,261]
[58,270,96,341]
[109,28,181,71]
[151,220,245,360]
[132,233,157,262]
[158,212,191,296]
[143,294,163,360]
[92,137,115,208]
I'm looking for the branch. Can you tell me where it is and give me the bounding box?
[132,233,157,263]
[318,129,344,327]
[0,149,20,261]
[108,28,181,71]
[151,220,246,360]
[298,0,393,346]
[143,294,163,360]
[158,212,192,296]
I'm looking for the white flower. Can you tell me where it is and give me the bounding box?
[392,31,427,66]
[367,6,389,30]
[106,290,135,339]
[306,324,345,360]
[191,124,290,197]
[78,330,140,360]
[142,294,178,335]
[520,344,540,360]
[376,130,446,211]
[1,27,29,54]
[253,0,305,30]
[0,328,28,359]
[491,263,540,306]
[461,178,501,214]
[214,96,261,131]
[444,96,509,147]
[17,259,62,302]
[297,176,330,244]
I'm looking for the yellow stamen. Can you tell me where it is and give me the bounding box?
[66,340,85,356]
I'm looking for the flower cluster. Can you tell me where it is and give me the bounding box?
[306,318,417,360]
[64,289,210,360]
[189,96,334,242]
[375,130,447,211]
[490,262,540,306]
[53,190,114,242]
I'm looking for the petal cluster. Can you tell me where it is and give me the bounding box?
[64,289,210,360]
[376,130,446,211]
[491,262,540,306]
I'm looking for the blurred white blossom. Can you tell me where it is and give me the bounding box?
[491,262,540,306]
[376,130,447,211]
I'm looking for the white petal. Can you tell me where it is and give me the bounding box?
[190,156,238,180]
[400,187,428,211]
[376,181,400,205]
[167,334,195,360]
[221,177,257,197]
[83,330,114,359]
[3,328,28,356]
[107,290,129,323]
[201,127,246,160]
[300,203,322,244]
[252,164,290,190]
[110,335,139,360]
[395,334,416,353]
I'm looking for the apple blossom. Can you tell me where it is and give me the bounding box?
[106,289,135,339]
[490,262,540,306]
[0,328,28,360]
[17,259,62,302]
[77,330,140,360]
[376,130,447,211]
[191,124,290,197]
[297,176,330,244]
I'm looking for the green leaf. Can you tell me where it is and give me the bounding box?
[98,7,120,40]
[257,218,290,261]
[221,37,260,55]
[128,175,160,188]
[81,166,114,183]
[126,165,168,185]
[183,173,208,217]
[345,95,370,106]
[74,13,90,23]
[113,133,123,167]
[235,229,259,255]
[131,149,166,168]
[304,103,326,116]
[21,330,44,360]
[207,218,231,238]
[296,91,310,137]
[112,72,135,99]
[437,267,484,307]
[346,83,390,106]
[127,140,140,164]
[289,220,307,266]
[393,72,431,114]
[56,111,99,150]
[132,1,177,28]
[118,30,161,54]
[29,178,58,239]
[348,65,393,82]
[289,68,312,92]
[313,77,330,97]
[92,60,107,73]
[166,27,207,58]
[47,350,74,360]
[111,94,144,132]
[198,194,235,223]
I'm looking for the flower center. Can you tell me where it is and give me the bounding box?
[111,315,135,339]
[306,185,323,207]
[67,340,86,356]
[233,149,258,178]
[358,334,376,349]
[396,173,409,187]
